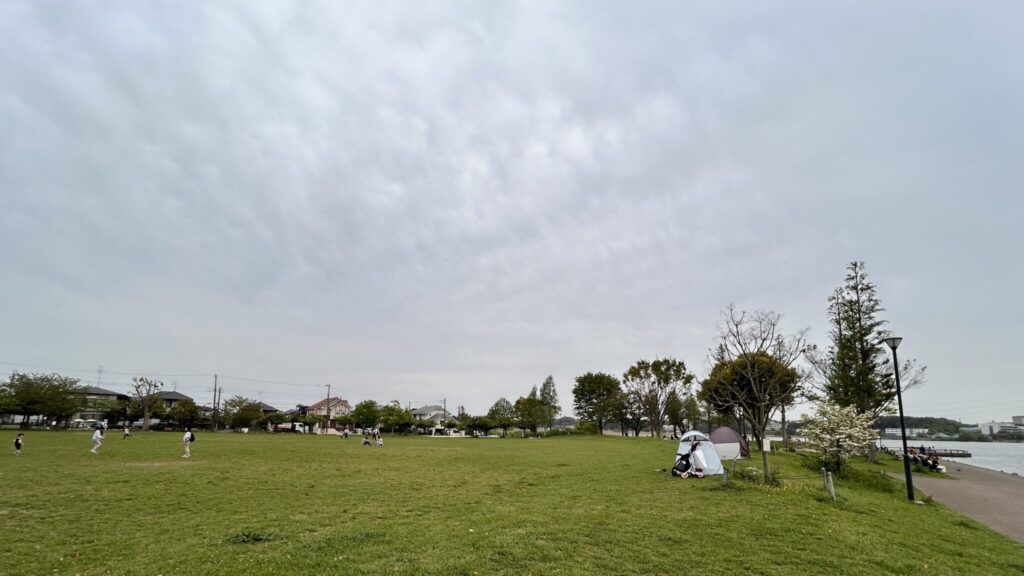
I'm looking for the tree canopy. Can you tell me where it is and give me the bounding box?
[572,372,621,435]
[700,305,805,480]
[0,372,86,428]
[809,261,926,420]
[622,357,694,438]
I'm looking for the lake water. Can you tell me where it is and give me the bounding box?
[879,439,1024,476]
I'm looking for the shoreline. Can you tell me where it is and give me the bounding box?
[913,457,1024,542]
[942,458,1024,480]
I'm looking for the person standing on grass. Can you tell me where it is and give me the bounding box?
[14,433,24,456]
[90,426,104,454]
[123,426,131,439]
[182,427,193,458]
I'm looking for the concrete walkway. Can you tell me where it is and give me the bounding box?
[911,461,1024,543]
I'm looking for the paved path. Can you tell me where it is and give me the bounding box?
[911,461,1024,542]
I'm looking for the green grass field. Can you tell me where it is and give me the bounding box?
[2,432,1022,576]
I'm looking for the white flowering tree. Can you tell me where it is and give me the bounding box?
[803,401,876,473]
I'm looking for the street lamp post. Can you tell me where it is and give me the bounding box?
[884,336,915,502]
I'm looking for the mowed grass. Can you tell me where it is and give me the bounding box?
[2,432,1022,576]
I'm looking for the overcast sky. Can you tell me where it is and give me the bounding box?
[2,1,1021,423]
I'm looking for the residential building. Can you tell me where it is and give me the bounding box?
[158,391,193,410]
[76,386,130,421]
[257,402,279,414]
[1013,416,1024,426]
[411,404,449,424]
[308,397,352,418]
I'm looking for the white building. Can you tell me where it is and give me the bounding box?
[978,421,1021,435]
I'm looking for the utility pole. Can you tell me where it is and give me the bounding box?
[324,384,332,433]
[96,365,104,387]
[212,374,219,431]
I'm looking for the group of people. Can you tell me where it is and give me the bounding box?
[905,448,946,472]
[13,426,196,458]
[358,427,384,447]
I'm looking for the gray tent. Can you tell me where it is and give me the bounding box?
[676,431,724,475]
[709,426,749,460]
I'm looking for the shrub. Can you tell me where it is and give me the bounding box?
[734,466,782,487]
[802,402,876,473]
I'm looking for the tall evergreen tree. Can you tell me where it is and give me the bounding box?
[539,375,560,430]
[809,262,926,461]
[814,262,926,419]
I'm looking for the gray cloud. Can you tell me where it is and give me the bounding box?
[2,1,1022,420]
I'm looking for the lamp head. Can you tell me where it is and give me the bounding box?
[883,336,902,351]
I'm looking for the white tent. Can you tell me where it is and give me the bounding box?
[677,431,724,475]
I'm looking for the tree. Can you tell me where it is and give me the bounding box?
[699,305,804,480]
[266,412,287,427]
[802,402,876,473]
[682,396,702,432]
[622,358,694,438]
[665,389,684,436]
[167,399,201,429]
[514,387,545,435]
[609,388,647,437]
[572,372,621,434]
[1,372,87,428]
[101,398,130,427]
[807,262,926,461]
[487,397,515,437]
[352,400,381,430]
[223,396,262,429]
[379,401,413,433]
[130,377,164,431]
[539,376,560,430]
[467,415,494,436]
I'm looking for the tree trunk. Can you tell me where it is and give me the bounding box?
[781,406,788,446]
[867,441,878,464]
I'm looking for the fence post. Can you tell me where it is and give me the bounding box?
[821,467,827,490]
[722,468,728,487]
[826,472,836,502]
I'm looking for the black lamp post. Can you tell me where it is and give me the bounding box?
[884,336,915,502]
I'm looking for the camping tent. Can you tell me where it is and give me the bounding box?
[676,431,724,475]
[709,426,750,460]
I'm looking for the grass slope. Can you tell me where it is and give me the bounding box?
[1,432,1022,575]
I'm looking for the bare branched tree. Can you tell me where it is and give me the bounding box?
[130,377,163,431]
[700,305,806,479]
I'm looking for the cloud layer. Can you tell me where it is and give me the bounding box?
[2,2,1022,420]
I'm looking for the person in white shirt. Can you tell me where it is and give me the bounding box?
[182,427,193,458]
[90,427,104,454]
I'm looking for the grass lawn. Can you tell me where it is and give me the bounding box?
[2,432,1022,576]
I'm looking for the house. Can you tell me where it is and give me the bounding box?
[158,391,193,410]
[76,386,130,421]
[308,397,352,418]
[1013,416,1024,426]
[257,402,279,414]
[411,405,450,424]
